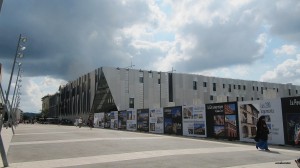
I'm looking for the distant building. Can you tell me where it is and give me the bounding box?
[45,67,300,120]
[41,95,50,117]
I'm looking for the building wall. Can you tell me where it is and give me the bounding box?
[55,66,300,120]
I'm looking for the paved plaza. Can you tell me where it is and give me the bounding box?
[0,124,299,168]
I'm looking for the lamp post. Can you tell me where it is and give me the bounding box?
[0,34,26,167]
[4,34,26,134]
[10,64,22,128]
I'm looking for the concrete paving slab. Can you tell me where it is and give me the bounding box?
[4,124,300,168]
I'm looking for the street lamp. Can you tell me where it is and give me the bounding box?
[5,34,26,104]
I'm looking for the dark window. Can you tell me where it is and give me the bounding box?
[253,86,255,91]
[213,83,216,91]
[242,97,244,101]
[234,85,236,89]
[251,97,253,100]
[193,81,197,90]
[257,87,258,91]
[238,85,241,90]
[277,88,279,92]
[236,97,239,101]
[158,78,161,84]
[223,84,225,88]
[227,96,229,102]
[261,87,263,94]
[210,95,213,100]
[257,98,260,100]
[297,90,298,94]
[203,82,207,87]
[139,77,144,83]
[289,89,291,96]
[168,73,173,102]
[243,85,246,90]
[129,98,134,108]
[228,84,231,92]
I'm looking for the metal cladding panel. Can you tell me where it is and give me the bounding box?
[102,67,122,110]
[89,70,96,112]
[160,72,169,107]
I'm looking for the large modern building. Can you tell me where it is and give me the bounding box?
[49,66,300,121]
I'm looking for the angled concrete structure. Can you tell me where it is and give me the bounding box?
[55,67,300,121]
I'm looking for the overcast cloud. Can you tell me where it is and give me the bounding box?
[0,0,300,112]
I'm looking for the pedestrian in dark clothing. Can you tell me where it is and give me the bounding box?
[255,115,270,151]
[88,116,93,130]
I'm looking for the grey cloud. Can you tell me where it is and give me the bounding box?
[0,0,151,80]
[174,10,262,72]
[260,0,300,44]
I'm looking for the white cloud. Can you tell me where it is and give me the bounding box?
[260,54,300,84]
[21,76,67,112]
[273,44,297,56]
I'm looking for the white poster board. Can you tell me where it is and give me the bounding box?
[126,109,137,131]
[93,112,104,128]
[149,108,164,134]
[182,105,207,137]
[110,111,119,129]
[238,99,285,145]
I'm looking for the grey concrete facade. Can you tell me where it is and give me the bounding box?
[55,67,300,121]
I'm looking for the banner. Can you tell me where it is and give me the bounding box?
[126,109,137,131]
[93,112,104,128]
[110,111,118,129]
[206,102,239,140]
[238,99,285,145]
[281,96,300,145]
[103,112,111,128]
[182,105,206,137]
[118,110,127,130]
[137,109,149,132]
[164,106,182,135]
[149,108,164,134]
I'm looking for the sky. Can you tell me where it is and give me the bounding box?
[0,0,300,113]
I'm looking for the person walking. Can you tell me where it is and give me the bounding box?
[78,117,83,128]
[255,115,270,151]
[88,116,93,130]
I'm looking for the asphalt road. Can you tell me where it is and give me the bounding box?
[4,124,300,168]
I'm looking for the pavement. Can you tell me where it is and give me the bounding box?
[0,124,299,168]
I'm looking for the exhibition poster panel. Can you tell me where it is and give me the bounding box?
[93,112,104,128]
[137,109,149,132]
[182,105,206,137]
[118,111,127,130]
[164,106,182,135]
[149,108,164,134]
[281,96,300,145]
[260,99,284,145]
[206,102,239,140]
[110,111,118,129]
[127,109,137,131]
[238,99,285,145]
[104,112,111,128]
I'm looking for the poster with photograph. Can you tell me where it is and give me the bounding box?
[149,108,164,134]
[110,111,118,129]
[164,106,182,135]
[127,109,137,131]
[206,102,239,140]
[103,112,111,128]
[137,109,149,132]
[93,112,104,128]
[281,96,300,145]
[182,105,206,137]
[238,99,284,145]
[118,110,127,130]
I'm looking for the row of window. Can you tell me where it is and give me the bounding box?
[138,78,298,96]
[210,96,261,101]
